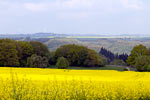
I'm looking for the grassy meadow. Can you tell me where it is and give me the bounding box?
[0,67,149,100]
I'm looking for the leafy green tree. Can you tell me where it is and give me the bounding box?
[16,41,33,66]
[0,39,19,66]
[127,44,147,66]
[84,49,104,67]
[56,57,69,69]
[30,41,50,59]
[55,44,89,66]
[135,56,150,71]
[55,44,104,67]
[27,54,49,68]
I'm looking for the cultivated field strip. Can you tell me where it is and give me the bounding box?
[0,67,150,100]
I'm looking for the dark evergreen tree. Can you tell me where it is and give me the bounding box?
[119,53,128,62]
[99,47,128,64]
[99,47,115,63]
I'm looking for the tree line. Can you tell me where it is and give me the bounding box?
[0,39,104,68]
[1,39,149,71]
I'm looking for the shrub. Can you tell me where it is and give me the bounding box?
[27,54,49,68]
[56,57,69,69]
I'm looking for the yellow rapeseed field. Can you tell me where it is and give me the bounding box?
[0,67,150,100]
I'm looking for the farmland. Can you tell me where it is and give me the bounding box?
[0,67,150,99]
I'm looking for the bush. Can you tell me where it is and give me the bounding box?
[27,54,49,68]
[56,57,69,69]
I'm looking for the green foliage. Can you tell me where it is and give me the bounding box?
[30,41,50,59]
[56,57,69,69]
[28,41,51,68]
[127,56,135,66]
[84,49,104,67]
[0,39,51,67]
[49,51,56,65]
[27,54,49,68]
[110,59,127,66]
[146,48,150,55]
[135,56,150,71]
[55,44,89,66]
[146,65,150,72]
[16,41,33,67]
[99,54,109,65]
[127,44,147,66]
[0,39,19,66]
[55,44,104,67]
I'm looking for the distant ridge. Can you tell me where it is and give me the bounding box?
[0,32,150,39]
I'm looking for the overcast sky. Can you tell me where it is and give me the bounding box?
[0,0,150,35]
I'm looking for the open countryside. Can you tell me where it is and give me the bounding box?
[0,38,150,100]
[1,0,150,99]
